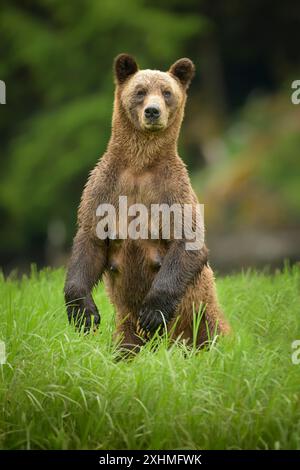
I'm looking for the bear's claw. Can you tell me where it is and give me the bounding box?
[136,320,150,339]
[138,307,166,336]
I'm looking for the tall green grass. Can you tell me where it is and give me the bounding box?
[0,265,300,449]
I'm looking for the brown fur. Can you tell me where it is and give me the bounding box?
[64,54,229,354]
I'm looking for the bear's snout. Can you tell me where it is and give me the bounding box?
[144,105,161,122]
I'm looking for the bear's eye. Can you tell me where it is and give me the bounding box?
[136,89,146,99]
[163,90,172,99]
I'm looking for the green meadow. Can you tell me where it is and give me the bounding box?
[0,266,300,450]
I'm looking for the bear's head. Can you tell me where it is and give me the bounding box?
[113,54,195,134]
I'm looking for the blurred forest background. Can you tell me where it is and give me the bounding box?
[0,0,300,274]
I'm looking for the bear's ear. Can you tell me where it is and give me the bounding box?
[168,58,195,89]
[114,54,138,84]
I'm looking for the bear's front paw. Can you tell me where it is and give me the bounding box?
[65,292,100,333]
[138,295,175,336]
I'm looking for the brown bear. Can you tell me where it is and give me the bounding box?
[64,54,229,354]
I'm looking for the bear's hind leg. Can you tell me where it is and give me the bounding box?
[170,264,230,347]
[113,314,145,358]
[195,265,230,347]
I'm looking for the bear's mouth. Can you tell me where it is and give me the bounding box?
[143,123,165,132]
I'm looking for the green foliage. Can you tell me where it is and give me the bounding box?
[0,0,204,257]
[1,0,300,267]
[0,266,300,449]
[259,132,300,216]
[192,91,300,230]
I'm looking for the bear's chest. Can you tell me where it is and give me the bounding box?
[117,168,160,207]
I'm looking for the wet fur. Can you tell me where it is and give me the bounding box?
[64,54,230,354]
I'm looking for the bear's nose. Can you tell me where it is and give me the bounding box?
[144,105,161,120]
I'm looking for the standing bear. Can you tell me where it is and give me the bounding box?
[64,54,229,353]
